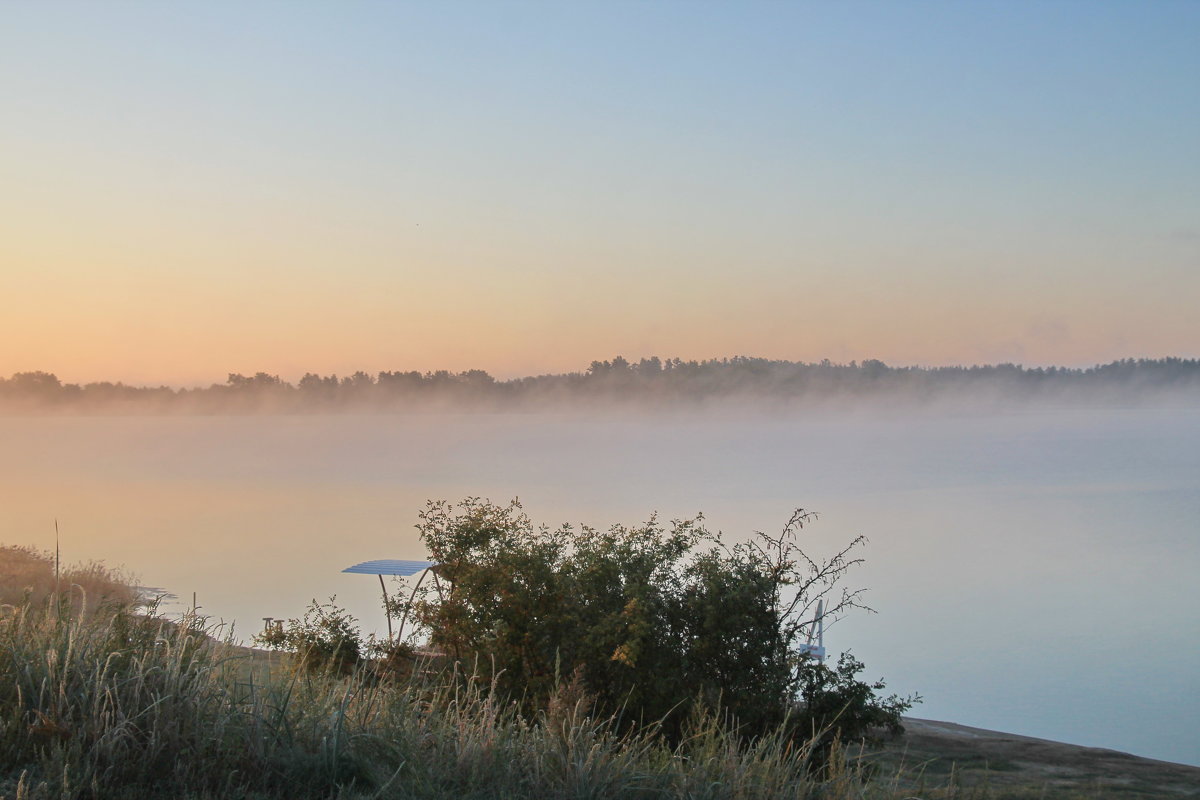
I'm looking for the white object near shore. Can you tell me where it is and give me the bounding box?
[798,599,826,663]
[342,559,440,642]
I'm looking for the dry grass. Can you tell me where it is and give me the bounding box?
[0,590,884,800]
[0,548,1175,799]
[0,545,138,613]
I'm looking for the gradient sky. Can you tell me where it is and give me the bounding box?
[2,1,1197,385]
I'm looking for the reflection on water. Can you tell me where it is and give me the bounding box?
[1,409,1197,765]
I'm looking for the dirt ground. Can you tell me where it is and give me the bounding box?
[862,717,1200,798]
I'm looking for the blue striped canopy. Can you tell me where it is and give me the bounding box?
[342,559,437,577]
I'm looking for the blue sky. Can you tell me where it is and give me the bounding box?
[2,1,1197,382]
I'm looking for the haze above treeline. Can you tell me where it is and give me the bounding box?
[3,356,1198,414]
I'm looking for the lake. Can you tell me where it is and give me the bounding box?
[1,407,1196,766]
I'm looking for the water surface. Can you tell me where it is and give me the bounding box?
[1,408,1196,765]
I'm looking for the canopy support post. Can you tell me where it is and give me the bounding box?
[379,574,393,642]
[395,569,432,644]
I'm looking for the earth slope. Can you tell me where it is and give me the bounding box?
[867,717,1200,798]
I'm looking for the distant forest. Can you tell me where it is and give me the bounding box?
[3,356,1199,413]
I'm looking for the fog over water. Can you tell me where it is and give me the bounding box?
[1,407,1197,766]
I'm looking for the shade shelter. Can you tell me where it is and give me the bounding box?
[341,559,439,642]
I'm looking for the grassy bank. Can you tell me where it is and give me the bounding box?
[0,597,835,799]
[1,596,1155,800]
[0,547,1167,799]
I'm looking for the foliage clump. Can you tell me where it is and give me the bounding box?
[399,499,916,751]
[254,597,363,675]
[797,652,915,772]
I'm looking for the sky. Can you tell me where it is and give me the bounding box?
[2,0,1198,386]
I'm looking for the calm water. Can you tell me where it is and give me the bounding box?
[1,408,1197,765]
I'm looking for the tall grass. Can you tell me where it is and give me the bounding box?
[0,581,1017,799]
[0,546,138,613]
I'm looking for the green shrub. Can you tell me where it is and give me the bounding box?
[253,597,363,675]
[796,652,917,773]
[402,498,916,751]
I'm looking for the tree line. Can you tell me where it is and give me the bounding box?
[2,356,1198,412]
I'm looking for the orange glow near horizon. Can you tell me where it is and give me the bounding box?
[2,2,1197,387]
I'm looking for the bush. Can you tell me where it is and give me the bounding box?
[254,597,363,675]
[796,652,918,772]
[401,498,916,748]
